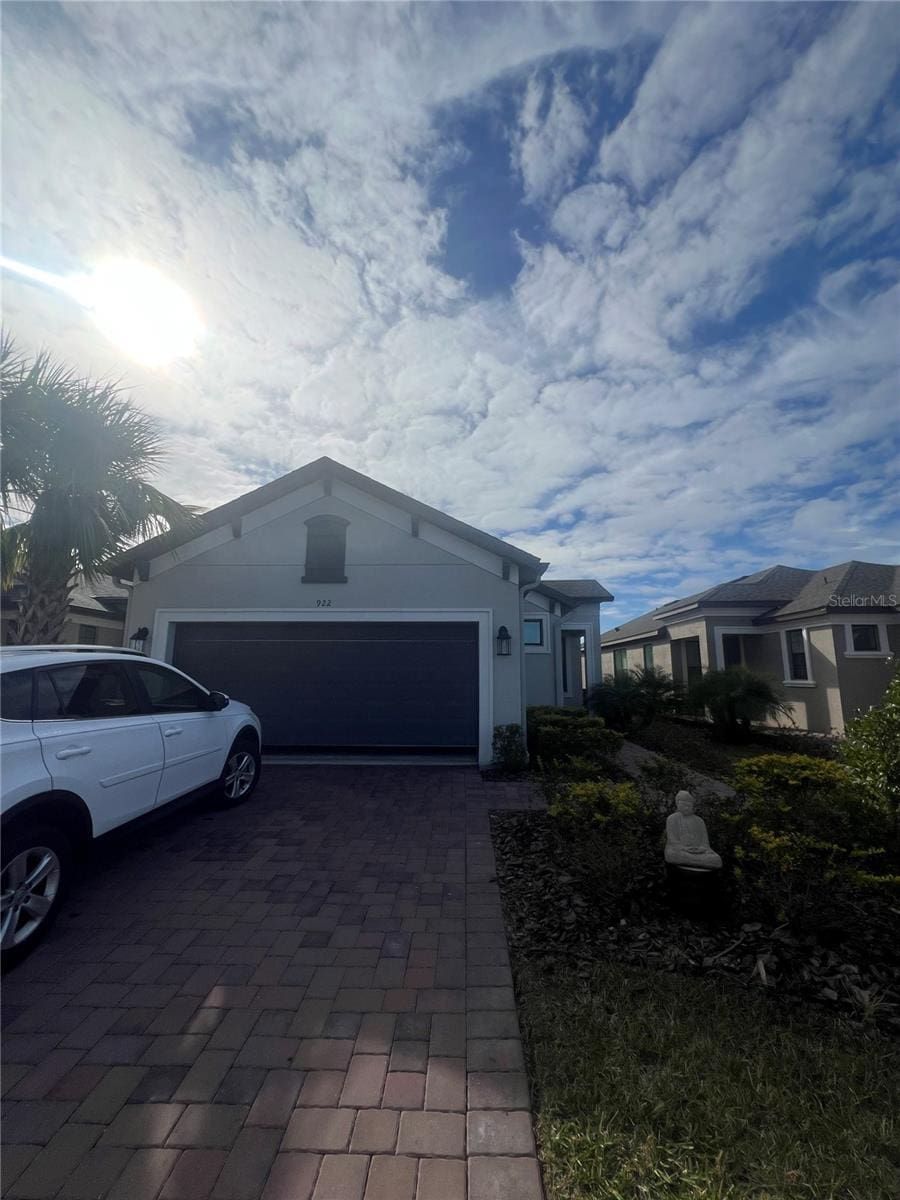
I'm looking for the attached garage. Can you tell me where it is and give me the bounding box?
[172,620,479,754]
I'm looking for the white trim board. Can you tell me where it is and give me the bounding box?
[842,620,893,657]
[779,626,817,686]
[149,607,495,766]
[138,478,516,585]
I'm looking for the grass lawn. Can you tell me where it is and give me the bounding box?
[517,960,900,1200]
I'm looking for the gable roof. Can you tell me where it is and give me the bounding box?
[108,456,546,579]
[603,560,899,644]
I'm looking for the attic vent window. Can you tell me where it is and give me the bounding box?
[302,515,349,583]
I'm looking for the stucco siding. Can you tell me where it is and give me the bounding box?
[524,652,557,707]
[835,622,897,724]
[126,494,526,756]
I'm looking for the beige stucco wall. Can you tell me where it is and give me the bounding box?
[600,638,670,678]
[600,614,898,736]
[126,491,527,752]
[835,622,897,724]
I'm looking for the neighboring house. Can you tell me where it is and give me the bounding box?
[108,456,613,765]
[601,561,899,734]
[0,574,127,647]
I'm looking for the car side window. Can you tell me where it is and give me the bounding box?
[1,669,34,720]
[134,664,209,713]
[35,662,138,720]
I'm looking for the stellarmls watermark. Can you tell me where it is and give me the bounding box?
[828,594,898,607]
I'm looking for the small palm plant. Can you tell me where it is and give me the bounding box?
[588,666,683,732]
[1,333,197,644]
[688,667,793,740]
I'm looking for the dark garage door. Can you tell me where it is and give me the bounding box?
[173,621,479,753]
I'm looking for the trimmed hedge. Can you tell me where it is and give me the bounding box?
[530,715,623,765]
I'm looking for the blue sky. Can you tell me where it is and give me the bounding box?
[2,2,898,625]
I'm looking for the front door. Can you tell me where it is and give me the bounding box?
[33,661,164,836]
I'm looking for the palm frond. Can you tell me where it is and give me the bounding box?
[0,521,29,590]
[1,334,196,588]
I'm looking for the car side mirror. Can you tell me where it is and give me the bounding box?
[207,690,230,711]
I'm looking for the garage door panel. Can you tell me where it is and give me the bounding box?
[173,621,478,751]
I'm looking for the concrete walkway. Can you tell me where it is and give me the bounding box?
[2,766,544,1200]
[618,738,737,798]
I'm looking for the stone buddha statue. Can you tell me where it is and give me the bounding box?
[664,790,722,870]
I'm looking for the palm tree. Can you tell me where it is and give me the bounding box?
[587,666,683,732]
[1,333,197,644]
[688,667,793,739]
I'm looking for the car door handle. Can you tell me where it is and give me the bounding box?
[162,727,183,737]
[55,745,92,759]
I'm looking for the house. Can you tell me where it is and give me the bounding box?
[0,574,127,646]
[109,456,613,764]
[600,561,899,734]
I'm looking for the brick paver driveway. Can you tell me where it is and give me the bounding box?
[2,766,544,1200]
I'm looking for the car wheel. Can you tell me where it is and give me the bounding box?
[1,825,72,967]
[216,735,261,806]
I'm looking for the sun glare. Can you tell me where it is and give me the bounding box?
[69,259,204,368]
[1,254,203,368]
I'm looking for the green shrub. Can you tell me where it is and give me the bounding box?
[526,704,590,722]
[491,724,528,773]
[525,706,590,757]
[732,753,886,848]
[729,752,895,925]
[548,779,641,825]
[688,667,792,739]
[840,663,900,837]
[532,717,623,765]
[587,667,682,732]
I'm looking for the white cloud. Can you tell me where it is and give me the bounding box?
[513,75,589,206]
[552,182,638,252]
[1,2,897,623]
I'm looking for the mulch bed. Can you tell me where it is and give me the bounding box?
[492,810,900,1035]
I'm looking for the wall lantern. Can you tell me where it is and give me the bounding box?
[496,625,512,656]
[129,626,150,653]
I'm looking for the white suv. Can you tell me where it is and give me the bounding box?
[1,646,262,962]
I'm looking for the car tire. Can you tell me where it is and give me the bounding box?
[1,824,72,968]
[215,734,261,807]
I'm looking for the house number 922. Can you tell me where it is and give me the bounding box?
[316,599,332,608]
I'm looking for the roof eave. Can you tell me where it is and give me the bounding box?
[108,457,544,577]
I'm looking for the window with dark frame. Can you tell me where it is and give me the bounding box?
[851,624,880,652]
[786,629,808,680]
[303,514,349,583]
[722,634,742,669]
[77,624,97,644]
[643,643,654,669]
[523,619,544,646]
[613,647,627,678]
